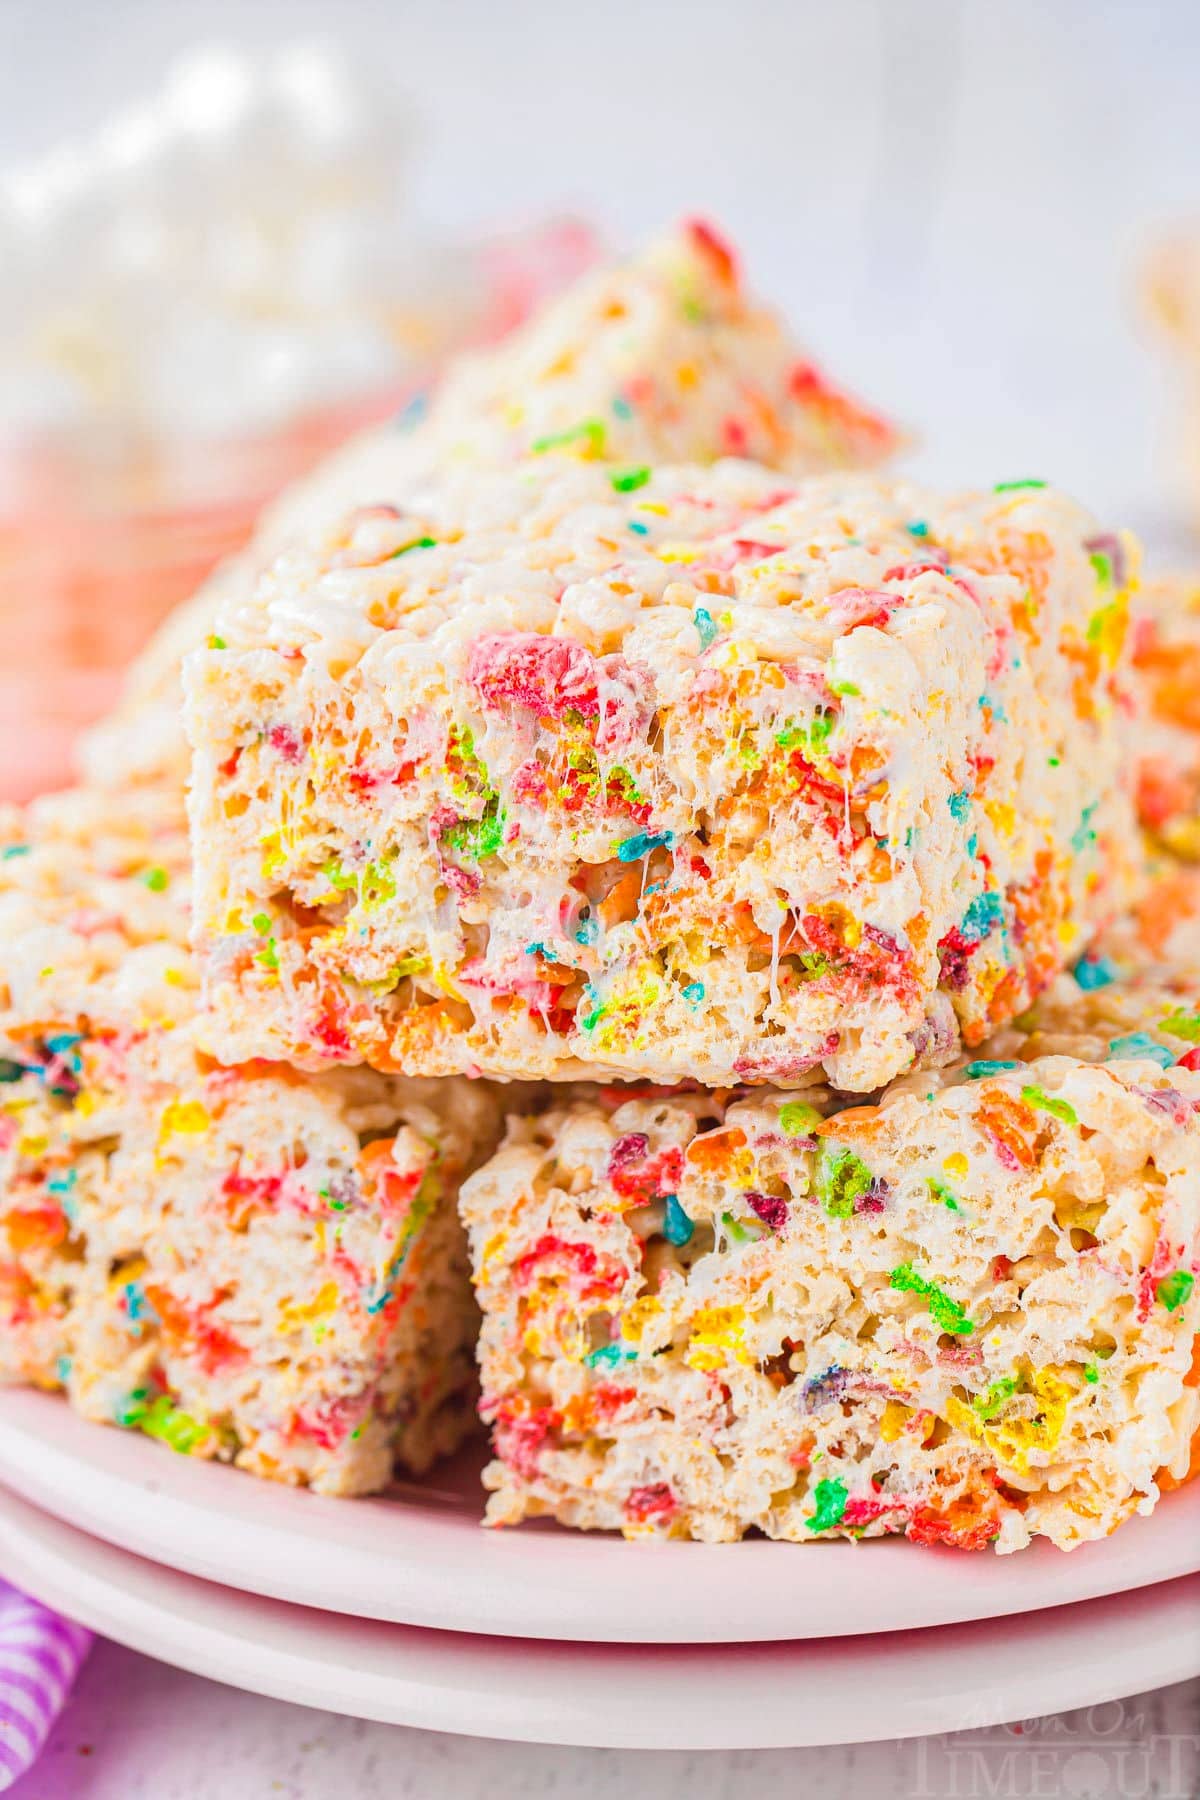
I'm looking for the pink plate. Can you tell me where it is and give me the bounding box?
[1,1387,1197,1645]
[0,1481,1196,1750]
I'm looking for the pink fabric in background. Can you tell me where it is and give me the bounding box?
[0,1583,90,1792]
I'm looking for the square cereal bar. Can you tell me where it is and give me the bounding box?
[188,464,1135,1091]
[460,998,1200,1549]
[419,217,899,474]
[0,786,502,1493]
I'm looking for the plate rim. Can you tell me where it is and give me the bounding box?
[3,1386,1198,1646]
[1,1481,1198,1752]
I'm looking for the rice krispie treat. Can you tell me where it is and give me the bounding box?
[82,220,898,795]
[461,996,1200,1550]
[186,462,1136,1091]
[411,216,899,474]
[0,785,503,1493]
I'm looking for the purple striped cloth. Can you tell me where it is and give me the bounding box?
[0,1583,90,1791]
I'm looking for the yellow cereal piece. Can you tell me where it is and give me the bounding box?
[944,1394,982,1442]
[620,1295,664,1343]
[108,1256,147,1294]
[480,1229,508,1274]
[1162,817,1200,860]
[879,1400,910,1442]
[1088,597,1129,668]
[588,964,666,1054]
[948,1368,1074,1479]
[684,1303,748,1372]
[984,1369,1073,1476]
[521,1317,549,1357]
[159,1099,211,1137]
[431,964,466,1002]
[259,832,289,881]
[278,1281,341,1332]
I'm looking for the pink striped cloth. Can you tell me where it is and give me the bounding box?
[0,1583,90,1792]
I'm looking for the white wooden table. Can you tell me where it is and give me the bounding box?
[10,1641,1199,1800]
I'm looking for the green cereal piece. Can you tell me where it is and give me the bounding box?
[775,709,834,758]
[531,418,607,456]
[926,1178,961,1213]
[119,1391,209,1456]
[443,797,507,863]
[386,535,437,559]
[320,859,358,893]
[815,1144,873,1218]
[1159,1009,1200,1043]
[973,1376,1019,1421]
[805,1476,849,1532]
[889,1262,974,1336]
[360,858,398,908]
[1021,1084,1078,1127]
[1156,1270,1195,1313]
[778,1100,822,1138]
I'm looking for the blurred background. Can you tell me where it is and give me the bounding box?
[2,0,1200,791]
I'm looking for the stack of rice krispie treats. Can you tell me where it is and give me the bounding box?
[454,529,1200,1548]
[0,223,896,1493]
[5,223,1198,1550]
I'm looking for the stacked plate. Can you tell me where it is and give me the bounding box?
[0,1386,1196,1750]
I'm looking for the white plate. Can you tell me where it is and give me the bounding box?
[2,1386,1198,1645]
[0,1482,1197,1751]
